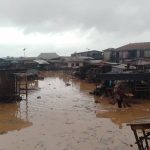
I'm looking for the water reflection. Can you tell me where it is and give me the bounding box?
[96,102,150,128]
[0,102,32,134]
[0,79,40,134]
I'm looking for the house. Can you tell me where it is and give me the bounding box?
[0,58,11,69]
[71,50,102,60]
[66,56,93,68]
[49,56,69,70]
[21,57,38,69]
[116,42,150,63]
[33,59,49,70]
[3,57,37,70]
[37,53,59,60]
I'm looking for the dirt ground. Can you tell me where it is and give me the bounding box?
[0,71,150,150]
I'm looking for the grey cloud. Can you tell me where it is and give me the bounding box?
[0,0,150,36]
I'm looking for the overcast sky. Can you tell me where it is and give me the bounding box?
[0,0,150,57]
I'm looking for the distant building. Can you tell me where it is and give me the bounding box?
[37,53,59,60]
[49,56,69,69]
[71,50,102,60]
[10,57,37,70]
[116,42,150,63]
[103,48,117,62]
[66,56,93,68]
[0,58,11,69]
[34,59,49,70]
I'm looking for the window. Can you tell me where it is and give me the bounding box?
[76,63,79,66]
[128,50,137,58]
[144,50,150,58]
[92,53,96,57]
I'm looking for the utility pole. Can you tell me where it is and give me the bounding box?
[23,48,26,57]
[86,48,90,51]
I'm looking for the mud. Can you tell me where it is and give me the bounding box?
[0,71,150,150]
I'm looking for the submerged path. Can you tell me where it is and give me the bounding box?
[0,72,150,150]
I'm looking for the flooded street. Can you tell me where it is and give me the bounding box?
[0,72,150,150]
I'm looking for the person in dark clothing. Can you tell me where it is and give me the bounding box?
[114,84,125,108]
[115,87,131,108]
[115,90,123,108]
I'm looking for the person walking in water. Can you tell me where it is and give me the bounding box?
[113,81,125,108]
[114,83,131,108]
[115,88,124,108]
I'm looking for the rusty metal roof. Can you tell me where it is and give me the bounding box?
[117,42,150,51]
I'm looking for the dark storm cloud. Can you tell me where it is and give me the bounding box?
[0,0,150,35]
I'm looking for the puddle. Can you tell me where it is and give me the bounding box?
[0,103,32,134]
[96,105,150,128]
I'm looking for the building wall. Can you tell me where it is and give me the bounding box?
[103,51,111,61]
[144,50,150,58]
[103,50,118,62]
[118,49,150,62]
[68,62,84,68]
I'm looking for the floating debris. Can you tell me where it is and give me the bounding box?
[37,96,41,99]
[0,131,7,135]
[65,83,71,86]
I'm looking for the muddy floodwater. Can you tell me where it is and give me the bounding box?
[0,72,150,150]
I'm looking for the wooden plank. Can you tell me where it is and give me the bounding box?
[127,118,150,130]
[96,73,150,80]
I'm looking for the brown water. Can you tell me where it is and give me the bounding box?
[0,71,150,150]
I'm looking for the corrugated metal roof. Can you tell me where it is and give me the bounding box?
[89,60,103,64]
[37,53,59,60]
[34,59,49,64]
[112,64,127,69]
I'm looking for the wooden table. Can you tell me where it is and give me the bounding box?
[127,117,150,150]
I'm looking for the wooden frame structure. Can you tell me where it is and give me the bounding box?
[14,73,28,100]
[128,118,150,150]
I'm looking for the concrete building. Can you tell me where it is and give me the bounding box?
[103,48,117,62]
[116,42,150,63]
[71,50,102,60]
[66,56,93,68]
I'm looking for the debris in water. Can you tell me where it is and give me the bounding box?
[0,131,7,135]
[130,144,133,147]
[37,96,41,99]
[65,83,71,86]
